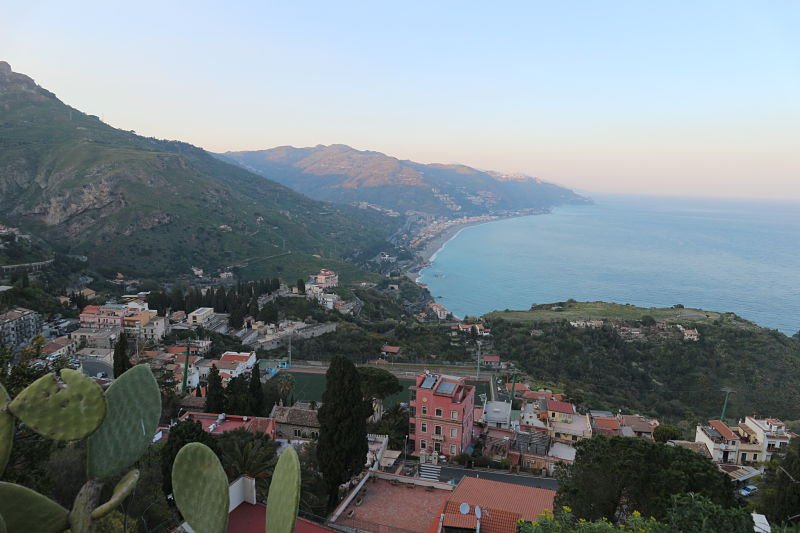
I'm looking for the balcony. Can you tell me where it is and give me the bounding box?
[432,433,444,441]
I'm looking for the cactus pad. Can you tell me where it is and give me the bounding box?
[0,512,5,533]
[0,481,69,533]
[87,365,161,478]
[266,447,301,533]
[172,443,229,533]
[8,369,106,441]
[92,469,140,519]
[0,383,13,476]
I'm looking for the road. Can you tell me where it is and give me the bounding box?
[439,465,559,490]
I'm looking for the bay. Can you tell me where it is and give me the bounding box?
[418,194,800,334]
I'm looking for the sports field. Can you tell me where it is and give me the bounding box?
[285,371,488,406]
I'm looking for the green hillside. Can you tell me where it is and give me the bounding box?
[0,62,395,281]
[485,301,800,422]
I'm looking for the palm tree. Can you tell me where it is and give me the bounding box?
[218,429,278,499]
[274,374,295,405]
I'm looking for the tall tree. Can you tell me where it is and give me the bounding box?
[296,278,305,294]
[112,333,131,378]
[555,436,735,523]
[205,364,225,413]
[357,366,402,422]
[224,375,251,415]
[317,356,368,508]
[248,369,265,416]
[758,439,800,525]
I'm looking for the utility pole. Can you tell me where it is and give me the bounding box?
[476,340,481,380]
[720,387,735,421]
[287,334,292,368]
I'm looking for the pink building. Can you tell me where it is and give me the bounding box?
[409,372,475,458]
[79,304,128,329]
[314,268,338,288]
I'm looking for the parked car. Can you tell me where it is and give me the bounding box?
[739,485,758,497]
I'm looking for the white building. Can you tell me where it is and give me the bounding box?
[187,307,214,327]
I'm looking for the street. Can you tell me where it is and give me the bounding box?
[439,465,559,490]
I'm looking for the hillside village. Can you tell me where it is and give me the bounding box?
[2,265,797,532]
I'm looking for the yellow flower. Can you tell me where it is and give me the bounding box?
[561,505,572,513]
[632,511,641,518]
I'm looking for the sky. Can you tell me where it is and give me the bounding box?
[2,1,800,199]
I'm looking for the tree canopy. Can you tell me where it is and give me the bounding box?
[205,364,225,413]
[555,437,736,523]
[112,333,130,378]
[317,356,368,507]
[758,439,800,525]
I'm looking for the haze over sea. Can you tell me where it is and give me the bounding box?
[419,195,800,335]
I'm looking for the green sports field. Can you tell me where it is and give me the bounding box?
[284,371,488,407]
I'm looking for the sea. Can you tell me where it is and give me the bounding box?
[418,194,800,335]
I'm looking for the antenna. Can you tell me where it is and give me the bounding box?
[459,502,470,515]
[475,506,482,520]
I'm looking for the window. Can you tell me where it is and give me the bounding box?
[450,428,457,438]
[294,429,301,437]
[742,453,748,462]
[421,422,427,433]
[753,454,758,461]
[451,410,458,420]
[434,442,441,452]
[435,408,443,417]
[450,444,457,455]
[422,406,428,415]
[420,440,427,449]
[435,425,442,435]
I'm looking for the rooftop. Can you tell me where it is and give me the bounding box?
[335,476,451,533]
[270,405,319,428]
[447,477,555,532]
[546,399,575,415]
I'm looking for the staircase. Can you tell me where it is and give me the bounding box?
[419,463,442,482]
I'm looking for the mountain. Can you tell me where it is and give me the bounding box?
[221,145,590,217]
[0,62,395,280]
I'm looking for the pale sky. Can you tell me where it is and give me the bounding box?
[3,1,800,199]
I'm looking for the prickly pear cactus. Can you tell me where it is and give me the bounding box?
[0,382,13,476]
[172,443,229,533]
[8,368,106,441]
[266,447,301,533]
[0,481,69,533]
[87,365,160,478]
[91,469,140,519]
[0,511,6,533]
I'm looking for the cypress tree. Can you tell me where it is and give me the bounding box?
[112,333,131,378]
[317,356,368,508]
[206,364,225,413]
[248,368,265,416]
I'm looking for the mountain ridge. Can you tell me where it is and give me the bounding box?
[221,144,590,217]
[0,62,394,280]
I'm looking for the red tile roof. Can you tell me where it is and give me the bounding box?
[483,354,501,363]
[593,417,621,431]
[448,477,555,531]
[546,399,575,415]
[220,352,253,363]
[381,345,401,354]
[505,383,530,392]
[710,419,737,441]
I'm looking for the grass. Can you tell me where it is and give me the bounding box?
[486,300,728,324]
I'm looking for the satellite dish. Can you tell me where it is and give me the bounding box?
[475,506,482,519]
[459,502,470,515]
